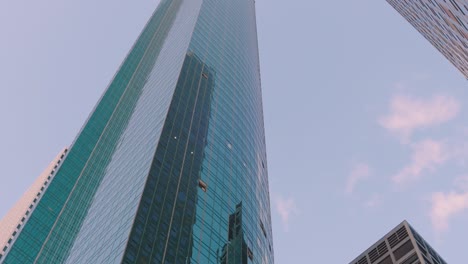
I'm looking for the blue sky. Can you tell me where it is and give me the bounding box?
[0,0,467,263]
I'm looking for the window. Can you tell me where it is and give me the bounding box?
[393,240,414,260]
[355,256,368,264]
[401,253,419,264]
[377,256,392,264]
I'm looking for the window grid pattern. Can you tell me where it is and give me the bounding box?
[350,221,447,264]
[3,0,201,263]
[409,226,447,264]
[119,51,214,264]
[186,0,274,263]
[63,1,203,263]
[2,0,273,263]
[387,0,468,78]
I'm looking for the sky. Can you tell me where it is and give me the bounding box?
[0,0,467,263]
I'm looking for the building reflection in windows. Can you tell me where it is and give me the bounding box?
[218,202,253,264]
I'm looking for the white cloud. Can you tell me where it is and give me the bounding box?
[430,191,468,233]
[276,196,298,232]
[379,95,460,141]
[346,163,371,194]
[392,139,449,185]
[429,176,468,233]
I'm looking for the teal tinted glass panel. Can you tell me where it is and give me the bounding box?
[3,0,202,262]
[63,1,203,263]
[122,51,214,264]
[186,0,274,263]
[3,0,273,263]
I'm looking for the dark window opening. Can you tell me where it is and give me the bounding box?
[393,239,414,260]
[400,253,418,264]
[377,255,392,264]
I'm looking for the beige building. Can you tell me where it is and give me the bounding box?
[0,148,67,260]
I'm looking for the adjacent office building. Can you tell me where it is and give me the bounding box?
[0,149,67,259]
[0,0,274,263]
[349,221,447,264]
[386,0,468,78]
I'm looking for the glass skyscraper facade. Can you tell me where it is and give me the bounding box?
[386,0,468,78]
[0,0,274,263]
[349,221,447,264]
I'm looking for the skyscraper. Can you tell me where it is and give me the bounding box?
[386,0,468,79]
[349,221,447,264]
[0,0,274,263]
[0,149,67,260]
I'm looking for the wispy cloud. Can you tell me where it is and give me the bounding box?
[430,191,468,233]
[392,139,449,185]
[379,95,460,141]
[276,196,298,232]
[430,175,468,233]
[346,163,371,194]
